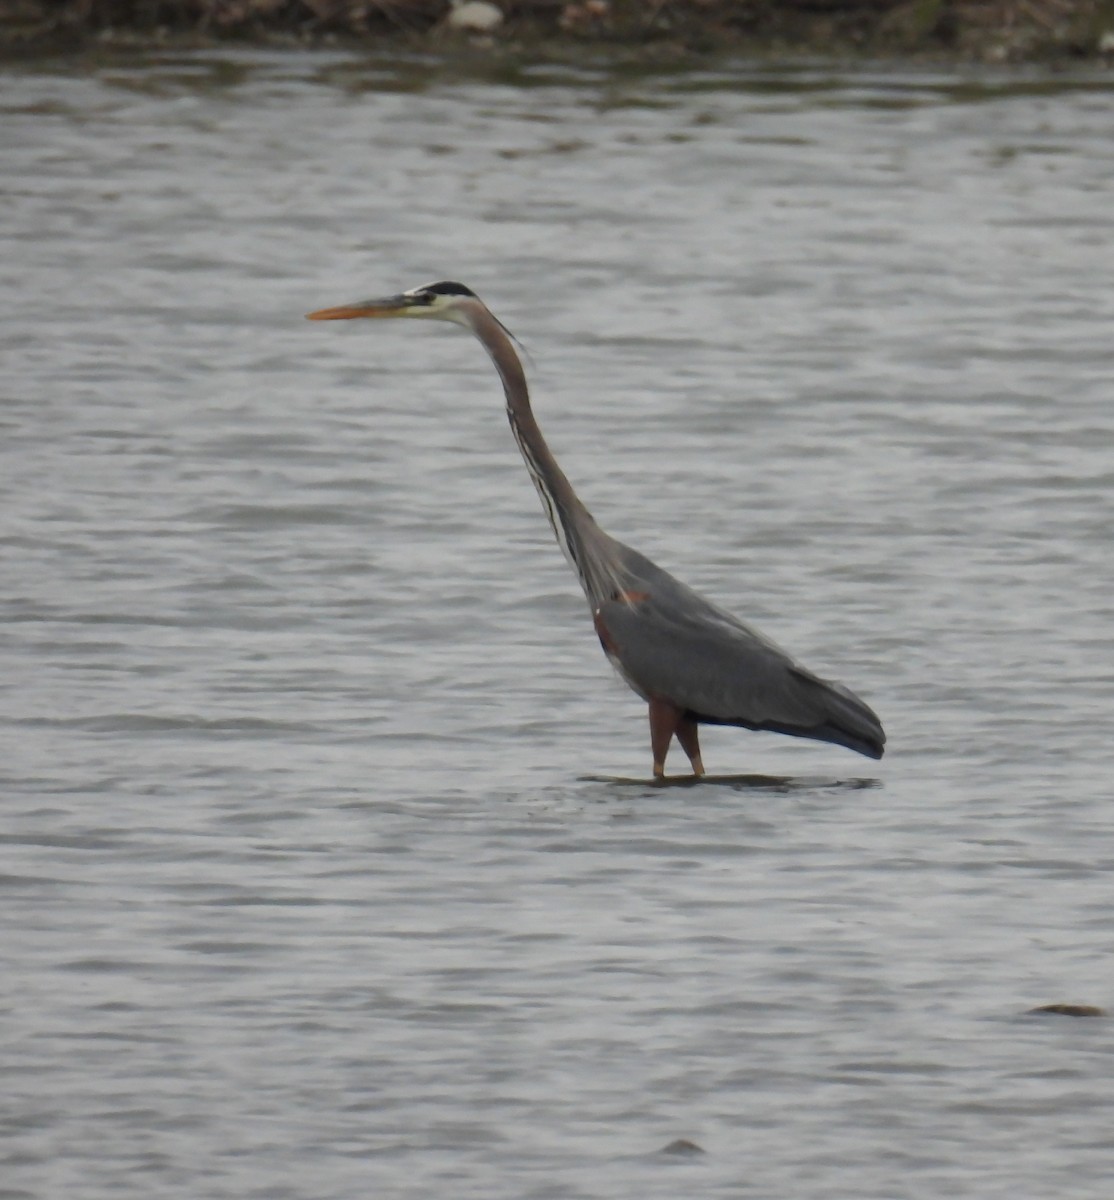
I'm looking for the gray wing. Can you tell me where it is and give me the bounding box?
[593,545,885,759]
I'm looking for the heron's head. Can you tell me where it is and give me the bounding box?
[306,280,480,326]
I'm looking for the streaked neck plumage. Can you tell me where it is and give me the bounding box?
[460,301,625,608]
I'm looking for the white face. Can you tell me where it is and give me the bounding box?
[402,283,477,326]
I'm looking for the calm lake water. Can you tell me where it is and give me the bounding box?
[2,47,1113,1199]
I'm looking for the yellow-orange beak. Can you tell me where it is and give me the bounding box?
[305,296,411,321]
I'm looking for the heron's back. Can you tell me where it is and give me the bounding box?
[594,544,885,759]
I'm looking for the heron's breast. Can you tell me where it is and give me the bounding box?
[593,596,652,703]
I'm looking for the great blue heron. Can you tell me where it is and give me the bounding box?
[307,281,885,777]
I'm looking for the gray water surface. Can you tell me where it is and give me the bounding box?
[2,50,1114,1199]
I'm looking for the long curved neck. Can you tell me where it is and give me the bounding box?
[464,303,620,605]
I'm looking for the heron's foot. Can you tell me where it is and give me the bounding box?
[648,697,681,778]
[676,718,704,778]
[649,700,706,779]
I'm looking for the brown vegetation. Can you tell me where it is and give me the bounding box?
[2,0,1113,59]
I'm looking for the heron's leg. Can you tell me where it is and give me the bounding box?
[676,718,705,777]
[648,697,682,777]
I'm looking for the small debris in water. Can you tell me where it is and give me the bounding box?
[1027,1003,1106,1018]
[659,1138,705,1156]
[446,0,503,33]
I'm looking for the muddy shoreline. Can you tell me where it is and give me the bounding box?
[2,0,1113,63]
